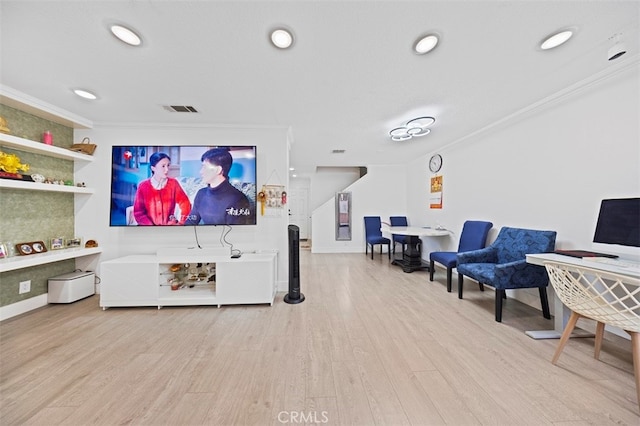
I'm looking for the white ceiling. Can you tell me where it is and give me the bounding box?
[1,1,638,177]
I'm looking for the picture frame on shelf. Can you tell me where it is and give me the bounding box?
[16,241,48,256]
[51,237,65,250]
[0,243,7,259]
[66,237,82,248]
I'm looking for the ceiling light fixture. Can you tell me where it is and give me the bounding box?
[389,116,435,141]
[608,33,627,61]
[270,28,294,49]
[72,89,98,100]
[414,34,439,54]
[110,24,142,46]
[540,29,573,50]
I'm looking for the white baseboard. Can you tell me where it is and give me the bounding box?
[0,294,48,321]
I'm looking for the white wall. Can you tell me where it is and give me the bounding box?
[73,125,291,290]
[407,63,640,311]
[311,164,407,253]
[310,167,362,211]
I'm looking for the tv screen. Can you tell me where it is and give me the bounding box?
[593,197,640,247]
[110,145,257,226]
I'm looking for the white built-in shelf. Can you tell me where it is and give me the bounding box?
[0,133,95,193]
[0,86,92,129]
[0,247,103,273]
[0,179,94,194]
[0,133,94,162]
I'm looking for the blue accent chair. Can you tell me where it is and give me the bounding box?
[364,216,391,260]
[429,220,493,292]
[456,226,556,322]
[390,216,410,254]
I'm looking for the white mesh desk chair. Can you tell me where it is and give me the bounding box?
[544,261,640,409]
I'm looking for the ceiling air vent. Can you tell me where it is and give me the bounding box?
[163,105,199,113]
[331,149,346,154]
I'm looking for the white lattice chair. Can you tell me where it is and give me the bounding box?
[544,261,640,409]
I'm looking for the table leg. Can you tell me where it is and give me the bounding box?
[391,235,429,273]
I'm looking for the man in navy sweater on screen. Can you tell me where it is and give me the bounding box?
[185,148,253,225]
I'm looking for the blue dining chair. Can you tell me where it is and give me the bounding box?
[389,216,410,254]
[364,216,391,259]
[429,220,493,292]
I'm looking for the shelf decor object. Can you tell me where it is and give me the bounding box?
[50,237,65,250]
[0,116,10,134]
[0,150,29,174]
[65,237,82,248]
[69,137,96,155]
[16,241,48,256]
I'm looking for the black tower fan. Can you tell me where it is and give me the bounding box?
[284,224,305,304]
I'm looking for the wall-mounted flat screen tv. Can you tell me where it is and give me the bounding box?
[593,197,640,247]
[110,145,257,226]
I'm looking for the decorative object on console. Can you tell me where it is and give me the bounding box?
[84,239,98,248]
[69,137,97,155]
[51,237,65,250]
[0,242,8,259]
[16,241,48,256]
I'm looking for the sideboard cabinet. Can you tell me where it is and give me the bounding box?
[100,250,277,309]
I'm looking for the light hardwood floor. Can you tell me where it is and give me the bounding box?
[1,250,639,425]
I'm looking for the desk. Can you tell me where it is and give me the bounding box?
[384,226,450,273]
[525,253,640,339]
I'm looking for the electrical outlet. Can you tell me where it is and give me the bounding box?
[19,280,31,294]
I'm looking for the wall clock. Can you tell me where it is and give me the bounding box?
[429,154,443,173]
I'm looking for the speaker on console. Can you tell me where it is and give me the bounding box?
[284,224,305,304]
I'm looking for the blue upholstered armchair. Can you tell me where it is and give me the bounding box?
[456,226,557,322]
[429,220,493,292]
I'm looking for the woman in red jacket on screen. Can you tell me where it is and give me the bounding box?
[133,152,191,225]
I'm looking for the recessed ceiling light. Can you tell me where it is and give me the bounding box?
[540,29,573,50]
[72,89,98,100]
[270,28,294,49]
[414,34,439,54]
[110,24,142,46]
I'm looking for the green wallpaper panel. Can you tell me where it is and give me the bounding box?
[0,260,74,306]
[0,104,77,307]
[0,104,73,147]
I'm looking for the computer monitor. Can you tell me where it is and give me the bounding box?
[593,198,640,248]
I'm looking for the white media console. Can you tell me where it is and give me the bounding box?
[100,249,278,309]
